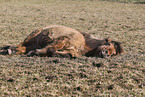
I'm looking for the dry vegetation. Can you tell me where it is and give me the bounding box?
[0,0,145,96]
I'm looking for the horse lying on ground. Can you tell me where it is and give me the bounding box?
[0,25,123,58]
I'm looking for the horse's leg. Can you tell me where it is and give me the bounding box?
[26,45,56,57]
[27,36,80,58]
[0,45,18,55]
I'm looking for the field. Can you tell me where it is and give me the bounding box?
[0,0,145,96]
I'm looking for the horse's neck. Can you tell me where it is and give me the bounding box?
[86,38,106,49]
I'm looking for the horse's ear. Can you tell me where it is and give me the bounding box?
[105,37,112,43]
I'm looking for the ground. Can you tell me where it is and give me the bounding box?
[0,0,145,96]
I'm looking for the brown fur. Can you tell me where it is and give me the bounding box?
[0,25,123,58]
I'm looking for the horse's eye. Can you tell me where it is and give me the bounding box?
[102,49,108,54]
[111,53,116,57]
[102,49,107,53]
[105,50,108,53]
[101,49,110,58]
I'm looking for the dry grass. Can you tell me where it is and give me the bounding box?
[0,0,145,96]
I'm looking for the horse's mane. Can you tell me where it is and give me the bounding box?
[80,32,107,50]
[112,41,123,54]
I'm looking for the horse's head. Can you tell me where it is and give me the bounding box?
[85,38,123,58]
[97,38,123,58]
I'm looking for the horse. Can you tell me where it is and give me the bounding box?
[0,25,123,58]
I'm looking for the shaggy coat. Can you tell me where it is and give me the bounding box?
[0,25,123,58]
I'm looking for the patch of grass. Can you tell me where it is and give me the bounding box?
[100,0,145,2]
[0,0,145,96]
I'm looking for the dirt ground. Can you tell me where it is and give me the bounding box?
[0,0,145,96]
